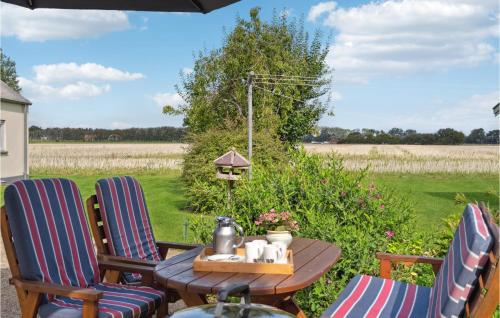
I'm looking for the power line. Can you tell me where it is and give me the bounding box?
[253,73,318,79]
[253,84,308,104]
[253,81,319,87]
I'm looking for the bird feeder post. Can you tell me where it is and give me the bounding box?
[214,148,250,210]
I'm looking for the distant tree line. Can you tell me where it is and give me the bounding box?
[29,126,187,142]
[303,127,499,145]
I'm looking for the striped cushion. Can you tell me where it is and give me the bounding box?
[322,275,431,318]
[4,179,99,288]
[427,203,493,318]
[38,282,165,318]
[95,176,161,283]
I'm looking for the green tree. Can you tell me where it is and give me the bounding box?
[404,129,417,136]
[0,49,21,92]
[166,8,331,144]
[388,127,404,137]
[435,128,465,145]
[465,128,486,144]
[486,130,499,144]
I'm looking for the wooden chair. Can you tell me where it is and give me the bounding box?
[1,178,167,318]
[86,176,199,303]
[321,203,499,318]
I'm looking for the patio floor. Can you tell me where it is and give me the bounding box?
[0,245,187,317]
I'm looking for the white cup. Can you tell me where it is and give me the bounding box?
[263,244,283,263]
[272,241,287,264]
[252,240,267,259]
[245,242,262,263]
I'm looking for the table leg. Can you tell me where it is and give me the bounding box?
[253,294,306,318]
[278,297,306,318]
[177,291,208,306]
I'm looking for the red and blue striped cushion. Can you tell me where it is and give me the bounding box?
[427,203,493,318]
[322,275,431,317]
[95,176,161,283]
[4,179,100,289]
[37,282,164,318]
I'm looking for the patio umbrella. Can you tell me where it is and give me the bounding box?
[1,0,240,13]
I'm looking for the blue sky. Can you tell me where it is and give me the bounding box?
[1,0,498,133]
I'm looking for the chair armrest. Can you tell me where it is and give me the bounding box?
[156,241,201,258]
[376,252,443,279]
[98,255,156,275]
[97,254,157,267]
[10,278,102,301]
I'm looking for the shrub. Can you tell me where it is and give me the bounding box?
[182,126,287,212]
[189,149,415,316]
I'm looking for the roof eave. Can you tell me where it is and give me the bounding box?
[1,97,32,106]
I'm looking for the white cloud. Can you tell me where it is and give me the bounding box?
[331,91,342,101]
[33,63,144,83]
[152,92,184,107]
[397,91,500,132]
[19,78,110,100]
[0,3,130,41]
[19,62,143,100]
[309,0,499,83]
[182,67,194,75]
[308,2,336,22]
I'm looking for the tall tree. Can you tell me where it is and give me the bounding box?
[486,130,499,144]
[165,8,331,144]
[466,128,486,144]
[435,128,465,145]
[388,127,404,137]
[0,49,21,92]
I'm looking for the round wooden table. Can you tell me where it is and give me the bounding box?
[154,237,341,318]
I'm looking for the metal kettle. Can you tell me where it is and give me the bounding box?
[213,216,245,254]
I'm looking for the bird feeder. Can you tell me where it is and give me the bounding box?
[214,148,250,209]
[214,148,250,181]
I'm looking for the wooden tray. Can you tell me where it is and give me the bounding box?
[193,247,294,275]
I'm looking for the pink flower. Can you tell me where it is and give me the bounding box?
[255,220,262,225]
[280,211,291,220]
[289,220,299,231]
[340,191,347,198]
[385,230,394,239]
[379,204,385,209]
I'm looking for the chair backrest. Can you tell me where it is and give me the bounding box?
[466,203,499,317]
[2,179,100,289]
[94,176,161,280]
[427,203,494,318]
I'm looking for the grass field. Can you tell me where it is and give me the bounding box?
[0,171,190,242]
[1,143,497,241]
[371,173,499,231]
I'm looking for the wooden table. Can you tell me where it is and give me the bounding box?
[154,237,341,318]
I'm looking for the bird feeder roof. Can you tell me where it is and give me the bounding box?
[214,148,250,168]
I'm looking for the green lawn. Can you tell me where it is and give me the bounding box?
[1,172,498,240]
[371,173,499,232]
[0,171,191,242]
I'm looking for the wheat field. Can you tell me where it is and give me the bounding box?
[29,143,499,174]
[304,144,499,174]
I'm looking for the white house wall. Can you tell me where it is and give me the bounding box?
[0,101,27,182]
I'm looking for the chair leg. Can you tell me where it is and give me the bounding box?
[82,300,99,318]
[21,291,42,318]
[157,300,168,318]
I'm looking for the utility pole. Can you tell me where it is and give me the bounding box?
[247,71,254,178]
